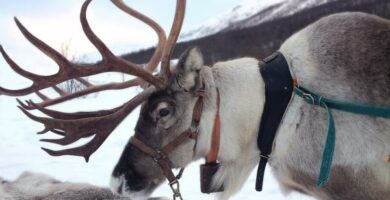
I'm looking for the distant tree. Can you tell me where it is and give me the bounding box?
[58,42,90,97]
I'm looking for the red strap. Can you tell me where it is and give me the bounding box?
[206,89,221,163]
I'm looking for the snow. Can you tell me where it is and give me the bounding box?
[230,0,339,30]
[180,0,286,41]
[0,73,314,199]
[0,0,317,198]
[250,0,335,23]
[180,0,339,41]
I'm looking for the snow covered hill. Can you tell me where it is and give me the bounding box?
[227,0,338,30]
[180,0,286,41]
[180,0,338,41]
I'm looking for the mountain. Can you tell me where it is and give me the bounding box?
[180,0,286,41]
[123,0,390,65]
[181,0,339,41]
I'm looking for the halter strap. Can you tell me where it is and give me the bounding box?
[129,88,206,184]
[130,136,187,183]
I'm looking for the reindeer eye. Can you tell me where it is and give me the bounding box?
[159,108,170,117]
[151,102,173,121]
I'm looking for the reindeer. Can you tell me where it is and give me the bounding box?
[0,172,126,200]
[0,0,389,199]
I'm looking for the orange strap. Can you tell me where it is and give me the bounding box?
[206,89,221,163]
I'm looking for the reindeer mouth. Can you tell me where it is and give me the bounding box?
[110,175,125,194]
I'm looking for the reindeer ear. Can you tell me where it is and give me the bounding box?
[174,47,204,91]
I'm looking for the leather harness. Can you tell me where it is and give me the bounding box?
[207,89,221,163]
[129,86,222,198]
[256,52,294,191]
[129,51,389,196]
[129,51,294,195]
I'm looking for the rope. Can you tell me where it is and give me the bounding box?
[294,85,390,186]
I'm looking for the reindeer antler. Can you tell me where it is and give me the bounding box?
[0,0,186,161]
[0,0,165,97]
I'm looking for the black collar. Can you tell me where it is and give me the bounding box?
[256,52,294,191]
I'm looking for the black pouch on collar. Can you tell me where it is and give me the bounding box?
[200,162,224,193]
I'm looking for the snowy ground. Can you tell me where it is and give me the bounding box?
[0,73,314,200]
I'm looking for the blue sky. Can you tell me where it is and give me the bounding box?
[1,0,241,31]
[0,0,241,78]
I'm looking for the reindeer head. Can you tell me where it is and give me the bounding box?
[110,47,206,197]
[0,0,209,198]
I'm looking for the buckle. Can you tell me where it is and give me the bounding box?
[169,179,183,200]
[153,150,166,162]
[191,126,199,134]
[302,92,315,105]
[260,154,270,160]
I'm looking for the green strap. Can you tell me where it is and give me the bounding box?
[294,86,390,187]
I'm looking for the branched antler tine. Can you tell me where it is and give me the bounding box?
[0,45,42,81]
[0,85,38,96]
[53,86,68,96]
[36,87,156,161]
[36,126,66,136]
[16,99,39,110]
[25,78,142,109]
[37,127,51,134]
[16,98,30,109]
[161,0,186,80]
[76,78,93,87]
[52,85,69,96]
[16,99,38,110]
[51,129,67,136]
[80,0,164,88]
[81,0,164,88]
[36,91,50,101]
[111,0,167,73]
[18,106,98,139]
[27,99,124,120]
[17,106,48,124]
[2,14,160,97]
[80,0,116,61]
[14,17,72,74]
[40,136,81,146]
[41,133,107,162]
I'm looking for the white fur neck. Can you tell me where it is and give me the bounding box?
[194,57,265,199]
